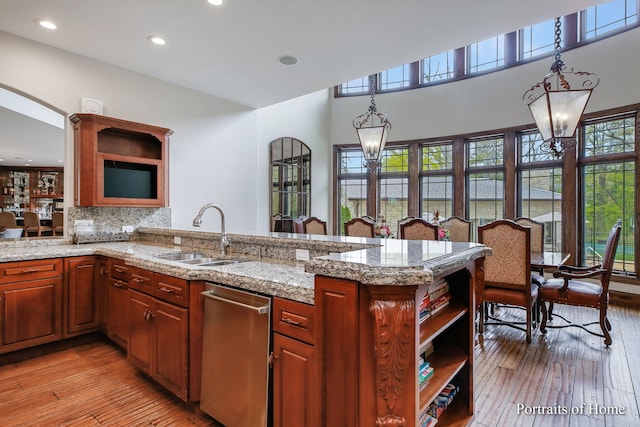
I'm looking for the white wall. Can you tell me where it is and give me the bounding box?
[0,31,261,234]
[331,27,640,144]
[256,90,333,233]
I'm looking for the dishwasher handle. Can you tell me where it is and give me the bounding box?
[202,290,269,315]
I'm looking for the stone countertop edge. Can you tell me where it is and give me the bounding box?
[0,231,492,304]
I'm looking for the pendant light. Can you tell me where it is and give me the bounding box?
[523,17,599,157]
[353,75,391,171]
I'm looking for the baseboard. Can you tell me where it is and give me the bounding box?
[610,290,640,307]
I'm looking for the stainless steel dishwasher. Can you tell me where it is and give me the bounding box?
[200,283,271,427]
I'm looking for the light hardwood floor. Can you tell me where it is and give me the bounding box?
[0,303,638,426]
[472,303,640,427]
[0,335,221,426]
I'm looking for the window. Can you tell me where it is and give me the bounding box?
[421,143,454,220]
[583,0,638,40]
[338,76,369,95]
[467,137,505,240]
[337,149,368,234]
[467,35,505,74]
[519,131,563,251]
[520,19,558,60]
[336,1,639,98]
[581,115,636,273]
[379,65,411,91]
[333,106,640,282]
[421,51,455,83]
[378,148,409,234]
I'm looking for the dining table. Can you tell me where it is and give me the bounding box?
[530,251,571,271]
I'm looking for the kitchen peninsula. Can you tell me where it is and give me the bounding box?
[0,228,489,427]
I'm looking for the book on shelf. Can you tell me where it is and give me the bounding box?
[429,293,451,316]
[424,382,460,419]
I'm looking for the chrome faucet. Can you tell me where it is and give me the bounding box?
[192,203,230,256]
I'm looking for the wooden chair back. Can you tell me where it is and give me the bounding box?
[344,217,375,238]
[52,211,64,235]
[303,217,327,235]
[0,211,17,228]
[440,216,471,242]
[515,217,544,253]
[398,217,438,240]
[23,211,53,237]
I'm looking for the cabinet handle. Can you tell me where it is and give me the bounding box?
[19,268,41,274]
[114,266,127,273]
[281,315,302,326]
[112,282,124,288]
[158,287,174,294]
[131,277,143,283]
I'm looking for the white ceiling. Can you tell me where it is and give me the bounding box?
[0,0,605,167]
[0,0,604,109]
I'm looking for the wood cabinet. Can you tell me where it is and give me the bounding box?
[272,297,319,427]
[0,259,63,353]
[129,289,189,400]
[124,266,193,401]
[70,113,172,207]
[64,256,100,337]
[106,259,130,348]
[314,259,480,427]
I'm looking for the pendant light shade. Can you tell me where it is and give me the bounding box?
[353,75,391,170]
[523,18,599,157]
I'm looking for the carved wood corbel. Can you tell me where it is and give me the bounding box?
[369,286,416,427]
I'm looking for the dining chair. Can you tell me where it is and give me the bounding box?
[52,211,64,236]
[398,217,438,240]
[539,221,621,346]
[344,217,375,238]
[293,215,307,234]
[0,211,18,229]
[478,219,538,343]
[440,216,471,242]
[303,217,327,235]
[23,211,54,237]
[515,217,544,256]
[273,214,294,233]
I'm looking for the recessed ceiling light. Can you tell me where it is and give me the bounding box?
[147,35,166,46]
[279,55,298,66]
[207,0,224,5]
[36,19,57,30]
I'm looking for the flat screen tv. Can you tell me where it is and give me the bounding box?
[103,160,157,199]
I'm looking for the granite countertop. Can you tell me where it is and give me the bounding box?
[0,231,491,305]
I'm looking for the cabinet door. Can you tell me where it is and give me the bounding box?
[0,277,63,352]
[66,257,99,336]
[273,333,319,427]
[154,299,189,401]
[97,258,109,329]
[128,290,155,375]
[106,278,129,348]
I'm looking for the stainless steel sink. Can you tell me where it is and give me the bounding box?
[179,257,223,265]
[155,252,246,267]
[155,252,208,261]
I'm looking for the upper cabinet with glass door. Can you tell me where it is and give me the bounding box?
[270,137,311,230]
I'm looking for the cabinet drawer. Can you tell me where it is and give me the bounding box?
[153,274,188,307]
[128,266,154,293]
[109,260,130,282]
[0,258,63,284]
[273,297,315,345]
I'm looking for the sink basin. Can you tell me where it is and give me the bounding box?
[178,257,222,265]
[176,257,246,267]
[155,252,208,261]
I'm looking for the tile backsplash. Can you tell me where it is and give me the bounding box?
[68,207,171,237]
